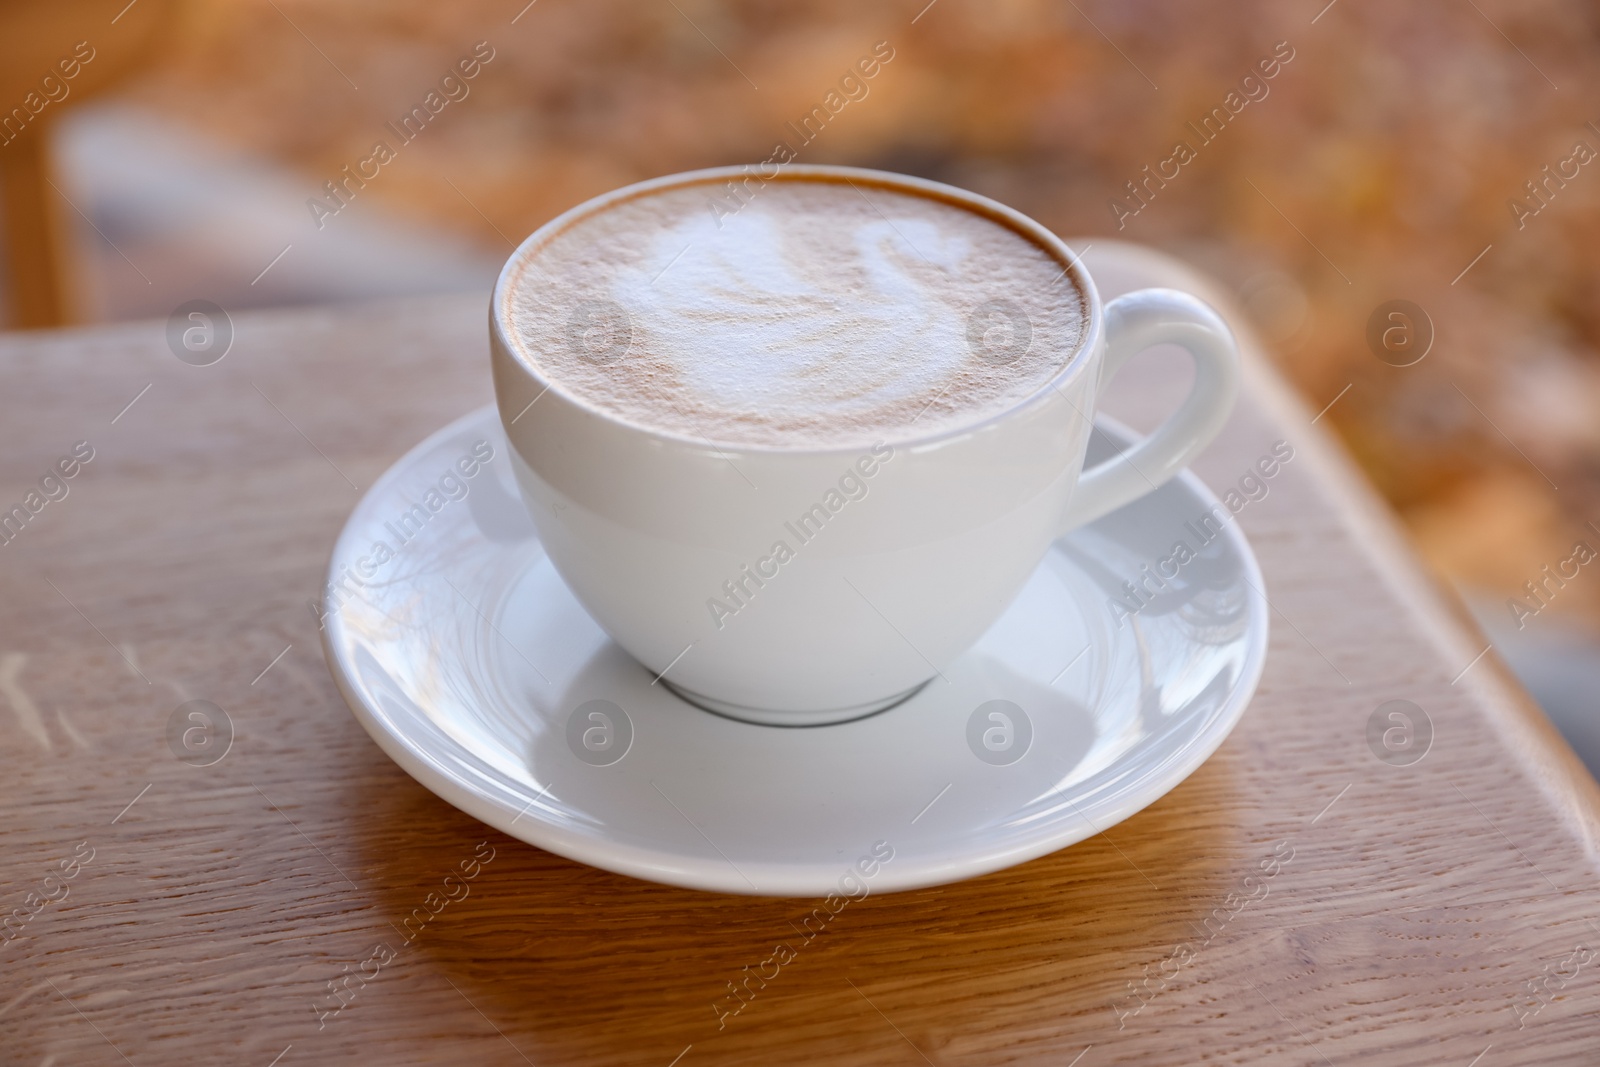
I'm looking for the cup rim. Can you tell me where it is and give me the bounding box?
[490,163,1104,456]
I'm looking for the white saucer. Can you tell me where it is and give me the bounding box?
[322,406,1267,896]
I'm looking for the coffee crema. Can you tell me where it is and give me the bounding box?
[502,175,1087,448]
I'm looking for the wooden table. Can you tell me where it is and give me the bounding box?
[3,247,1599,1065]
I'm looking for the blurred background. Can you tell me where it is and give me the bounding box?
[2,0,1597,769]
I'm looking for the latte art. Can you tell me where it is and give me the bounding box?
[504,176,1086,447]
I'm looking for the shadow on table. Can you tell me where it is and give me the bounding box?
[346,747,1247,1062]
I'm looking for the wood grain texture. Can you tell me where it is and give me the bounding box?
[2,270,1599,1066]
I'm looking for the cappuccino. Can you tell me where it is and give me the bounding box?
[502,175,1086,447]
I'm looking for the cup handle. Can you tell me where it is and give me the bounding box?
[1059,287,1241,532]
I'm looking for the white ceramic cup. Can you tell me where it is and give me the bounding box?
[490,165,1239,725]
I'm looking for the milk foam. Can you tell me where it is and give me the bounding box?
[504,178,1085,447]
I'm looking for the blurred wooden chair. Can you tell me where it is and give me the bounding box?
[0,0,178,328]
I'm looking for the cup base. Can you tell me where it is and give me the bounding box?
[659,677,931,727]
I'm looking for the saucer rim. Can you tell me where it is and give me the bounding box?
[322,405,1268,897]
